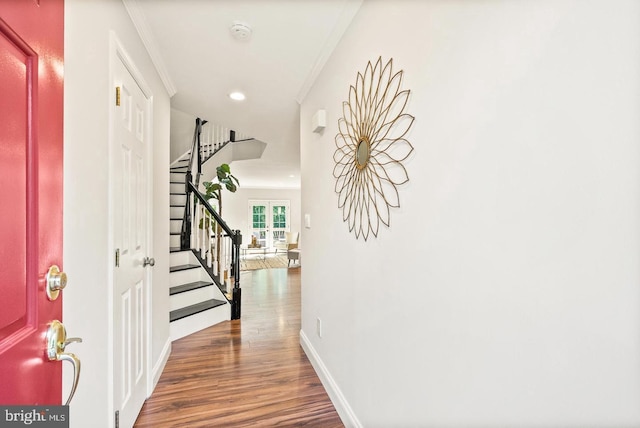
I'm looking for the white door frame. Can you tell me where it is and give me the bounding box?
[108,32,154,426]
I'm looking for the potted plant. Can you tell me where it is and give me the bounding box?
[201,163,239,278]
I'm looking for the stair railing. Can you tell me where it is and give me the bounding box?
[188,182,242,319]
[198,123,252,166]
[180,118,204,250]
[181,117,242,319]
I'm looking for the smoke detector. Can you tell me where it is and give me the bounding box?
[230,22,252,41]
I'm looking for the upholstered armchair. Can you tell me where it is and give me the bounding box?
[274,231,298,253]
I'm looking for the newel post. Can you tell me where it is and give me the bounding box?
[231,230,242,320]
[181,173,193,250]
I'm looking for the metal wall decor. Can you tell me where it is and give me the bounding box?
[333,57,415,240]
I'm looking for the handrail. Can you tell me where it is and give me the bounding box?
[187,182,235,238]
[187,120,197,176]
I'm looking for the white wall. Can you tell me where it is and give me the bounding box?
[223,187,302,247]
[170,107,196,162]
[300,1,640,426]
[64,1,170,426]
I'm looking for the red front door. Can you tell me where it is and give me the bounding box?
[0,0,65,404]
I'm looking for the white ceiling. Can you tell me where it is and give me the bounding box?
[126,0,362,188]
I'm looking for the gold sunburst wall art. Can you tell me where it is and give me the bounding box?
[333,57,415,241]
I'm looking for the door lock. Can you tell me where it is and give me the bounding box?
[46,265,67,301]
[46,320,82,405]
[143,257,155,267]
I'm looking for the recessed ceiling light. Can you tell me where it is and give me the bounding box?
[229,92,246,101]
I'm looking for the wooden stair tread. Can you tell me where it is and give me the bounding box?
[169,264,200,272]
[169,299,227,322]
[170,281,213,296]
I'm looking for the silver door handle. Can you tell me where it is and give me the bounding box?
[143,257,155,267]
[46,320,82,405]
[46,265,67,301]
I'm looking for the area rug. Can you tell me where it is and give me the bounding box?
[241,254,299,271]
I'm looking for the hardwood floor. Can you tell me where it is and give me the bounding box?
[134,267,343,428]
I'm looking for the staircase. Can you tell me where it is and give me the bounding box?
[169,167,229,341]
[167,119,253,341]
[169,249,229,340]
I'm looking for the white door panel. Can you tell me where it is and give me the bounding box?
[112,51,150,428]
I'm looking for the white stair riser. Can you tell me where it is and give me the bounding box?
[170,194,187,205]
[170,286,217,311]
[169,250,196,266]
[170,182,185,193]
[170,172,185,182]
[170,303,230,341]
[170,234,181,248]
[170,206,184,218]
[170,267,209,287]
[170,219,182,234]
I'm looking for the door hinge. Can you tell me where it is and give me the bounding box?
[115,86,121,107]
[115,410,119,428]
[115,248,120,267]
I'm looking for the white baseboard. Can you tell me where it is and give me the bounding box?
[299,330,362,428]
[150,338,171,395]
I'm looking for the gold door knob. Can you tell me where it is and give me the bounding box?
[46,320,82,405]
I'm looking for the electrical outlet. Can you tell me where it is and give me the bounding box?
[316,317,322,338]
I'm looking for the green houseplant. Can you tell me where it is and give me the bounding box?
[202,163,239,216]
[201,163,239,278]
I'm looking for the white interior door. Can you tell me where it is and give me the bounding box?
[112,50,150,428]
[248,200,290,248]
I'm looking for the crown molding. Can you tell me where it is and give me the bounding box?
[123,0,177,97]
[295,0,363,104]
